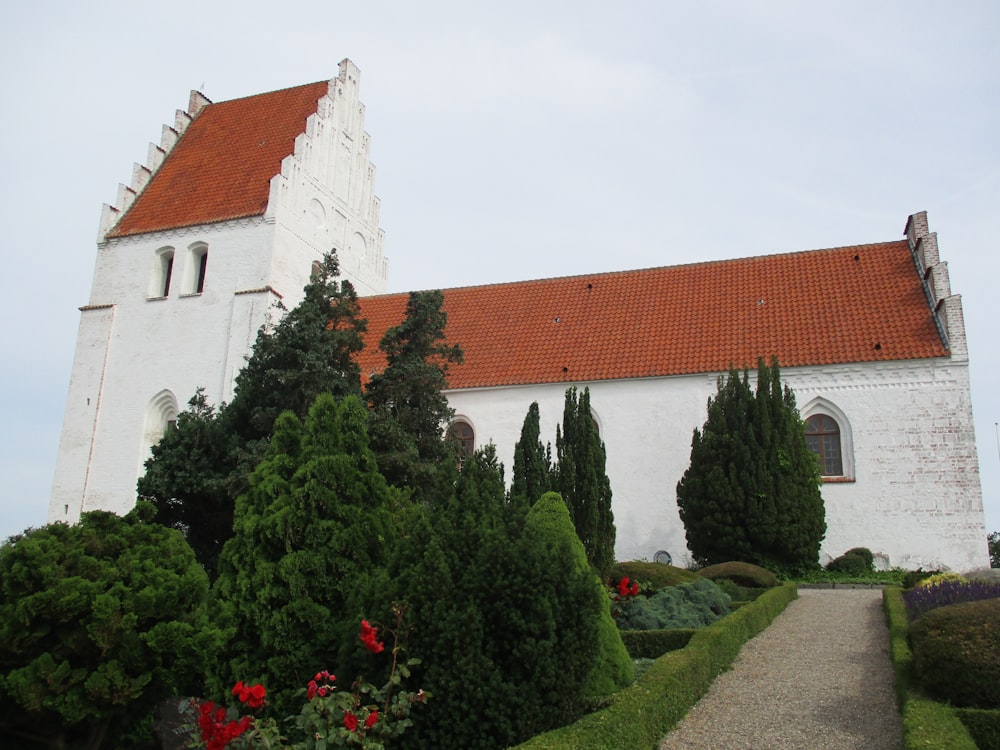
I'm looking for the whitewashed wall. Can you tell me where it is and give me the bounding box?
[445,356,989,572]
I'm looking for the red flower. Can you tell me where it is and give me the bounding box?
[365,710,379,729]
[344,711,359,732]
[307,680,317,700]
[360,619,385,654]
[616,576,640,598]
[247,683,267,709]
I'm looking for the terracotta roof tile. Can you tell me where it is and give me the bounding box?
[356,241,947,388]
[108,80,329,237]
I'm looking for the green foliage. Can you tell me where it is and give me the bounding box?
[618,629,696,659]
[140,251,367,574]
[137,390,236,575]
[381,467,621,748]
[509,401,552,508]
[211,394,398,720]
[608,561,700,589]
[365,289,463,502]
[618,578,731,631]
[826,547,875,576]
[697,561,779,588]
[955,708,1000,750]
[902,568,943,588]
[882,587,979,750]
[676,358,825,572]
[554,387,615,577]
[909,598,1000,709]
[989,531,999,569]
[0,505,217,750]
[512,583,797,750]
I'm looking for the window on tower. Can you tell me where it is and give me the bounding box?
[149,247,175,298]
[182,242,209,294]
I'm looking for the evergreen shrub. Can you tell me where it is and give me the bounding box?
[909,598,1000,709]
[618,629,696,659]
[608,561,699,589]
[955,708,1000,750]
[697,561,778,588]
[618,578,730,631]
[826,547,875,575]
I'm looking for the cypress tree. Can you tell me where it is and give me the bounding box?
[554,387,615,576]
[366,289,463,502]
[509,401,552,508]
[677,359,825,572]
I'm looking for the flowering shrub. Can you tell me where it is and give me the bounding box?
[903,578,1000,621]
[608,576,643,619]
[913,572,968,588]
[186,607,427,749]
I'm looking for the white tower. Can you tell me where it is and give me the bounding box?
[49,59,386,524]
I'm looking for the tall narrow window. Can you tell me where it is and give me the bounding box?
[805,414,843,476]
[183,242,209,294]
[149,248,175,298]
[196,250,208,293]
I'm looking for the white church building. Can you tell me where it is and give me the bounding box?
[50,61,989,571]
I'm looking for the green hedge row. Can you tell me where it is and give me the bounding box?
[513,582,797,749]
[619,628,696,659]
[882,587,984,750]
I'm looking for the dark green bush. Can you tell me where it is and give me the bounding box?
[712,577,764,603]
[609,561,699,589]
[619,629,695,659]
[883,587,979,750]
[956,708,1000,750]
[827,547,875,575]
[909,598,1000,709]
[697,561,778,588]
[618,578,730,630]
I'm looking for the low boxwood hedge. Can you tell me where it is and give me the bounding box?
[882,586,982,750]
[618,629,695,659]
[512,582,797,749]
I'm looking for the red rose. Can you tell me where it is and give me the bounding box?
[365,710,379,729]
[344,711,359,732]
[247,683,267,708]
[360,619,385,654]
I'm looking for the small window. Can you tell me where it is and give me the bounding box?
[448,420,475,459]
[182,242,208,294]
[806,414,843,476]
[149,248,174,298]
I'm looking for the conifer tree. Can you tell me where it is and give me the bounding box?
[366,289,463,501]
[677,359,824,572]
[140,251,366,573]
[554,387,615,576]
[509,401,552,508]
[211,394,398,718]
[380,453,623,749]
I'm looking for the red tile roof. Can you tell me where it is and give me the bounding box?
[108,81,329,237]
[356,240,947,388]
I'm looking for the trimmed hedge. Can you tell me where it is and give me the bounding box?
[513,582,797,749]
[697,561,778,588]
[882,587,980,750]
[955,708,1000,750]
[619,629,695,659]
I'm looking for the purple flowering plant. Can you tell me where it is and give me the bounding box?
[902,578,1000,621]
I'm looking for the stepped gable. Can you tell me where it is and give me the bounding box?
[107,80,329,237]
[356,239,948,388]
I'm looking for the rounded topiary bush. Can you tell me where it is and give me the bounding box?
[909,598,1000,709]
[826,547,875,575]
[609,560,699,589]
[697,561,778,588]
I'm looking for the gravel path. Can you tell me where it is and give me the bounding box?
[658,588,903,750]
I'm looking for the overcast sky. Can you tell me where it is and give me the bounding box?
[2,1,997,547]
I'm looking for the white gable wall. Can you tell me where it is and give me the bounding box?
[445,355,989,572]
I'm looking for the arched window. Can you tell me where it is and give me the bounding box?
[149,247,174,298]
[447,420,475,459]
[141,390,179,470]
[805,414,843,476]
[183,242,209,294]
